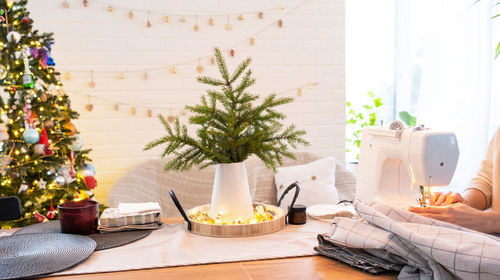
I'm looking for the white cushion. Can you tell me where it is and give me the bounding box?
[274,157,339,210]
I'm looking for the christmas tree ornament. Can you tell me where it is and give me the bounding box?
[130,106,136,115]
[65,72,70,80]
[238,14,244,21]
[46,201,56,219]
[38,178,46,190]
[230,49,235,57]
[82,170,97,189]
[297,88,303,96]
[54,175,65,186]
[18,182,28,193]
[70,135,83,151]
[225,16,232,30]
[40,92,48,102]
[83,0,88,7]
[21,16,31,24]
[250,37,255,46]
[64,121,77,135]
[6,0,14,8]
[107,5,113,12]
[43,119,54,129]
[147,109,152,118]
[258,12,264,19]
[23,128,39,144]
[22,58,35,89]
[6,31,21,43]
[163,16,169,23]
[278,19,283,28]
[38,128,52,155]
[128,11,133,19]
[84,164,96,176]
[0,65,6,79]
[0,123,8,141]
[62,0,69,8]
[171,66,177,74]
[209,17,214,26]
[33,211,48,223]
[33,143,46,156]
[14,50,23,59]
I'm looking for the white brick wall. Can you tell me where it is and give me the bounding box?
[26,0,345,203]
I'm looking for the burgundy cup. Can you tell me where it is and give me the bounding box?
[58,200,99,235]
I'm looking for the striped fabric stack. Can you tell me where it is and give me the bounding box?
[98,202,162,233]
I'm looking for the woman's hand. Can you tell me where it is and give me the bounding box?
[409,203,499,233]
[430,191,467,206]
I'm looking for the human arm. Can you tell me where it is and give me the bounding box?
[409,203,500,234]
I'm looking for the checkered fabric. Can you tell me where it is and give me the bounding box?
[318,200,500,280]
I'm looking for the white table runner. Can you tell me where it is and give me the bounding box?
[53,219,331,276]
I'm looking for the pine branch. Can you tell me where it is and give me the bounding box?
[146,48,309,172]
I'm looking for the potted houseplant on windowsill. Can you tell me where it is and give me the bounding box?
[145,48,309,223]
[345,91,383,176]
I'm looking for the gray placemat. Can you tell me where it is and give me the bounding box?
[13,221,152,251]
[0,233,96,280]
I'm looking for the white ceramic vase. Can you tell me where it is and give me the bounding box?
[209,162,253,222]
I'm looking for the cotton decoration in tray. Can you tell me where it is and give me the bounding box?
[274,157,339,210]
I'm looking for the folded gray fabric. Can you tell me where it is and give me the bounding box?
[315,234,404,274]
[322,200,500,280]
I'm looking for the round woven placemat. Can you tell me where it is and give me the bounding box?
[13,221,152,251]
[0,233,96,280]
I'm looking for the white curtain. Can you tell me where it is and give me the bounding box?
[416,0,499,189]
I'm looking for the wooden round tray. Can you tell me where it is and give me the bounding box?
[186,204,286,238]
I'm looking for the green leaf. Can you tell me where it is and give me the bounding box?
[346,101,352,107]
[373,97,383,108]
[496,41,500,60]
[399,111,417,126]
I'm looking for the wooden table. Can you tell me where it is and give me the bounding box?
[4,218,398,280]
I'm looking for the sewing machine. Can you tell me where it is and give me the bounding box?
[355,123,459,208]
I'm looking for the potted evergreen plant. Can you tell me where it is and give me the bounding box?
[145,48,309,222]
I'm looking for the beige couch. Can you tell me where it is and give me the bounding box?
[108,152,356,217]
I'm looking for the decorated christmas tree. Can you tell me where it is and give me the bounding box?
[0,0,97,228]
